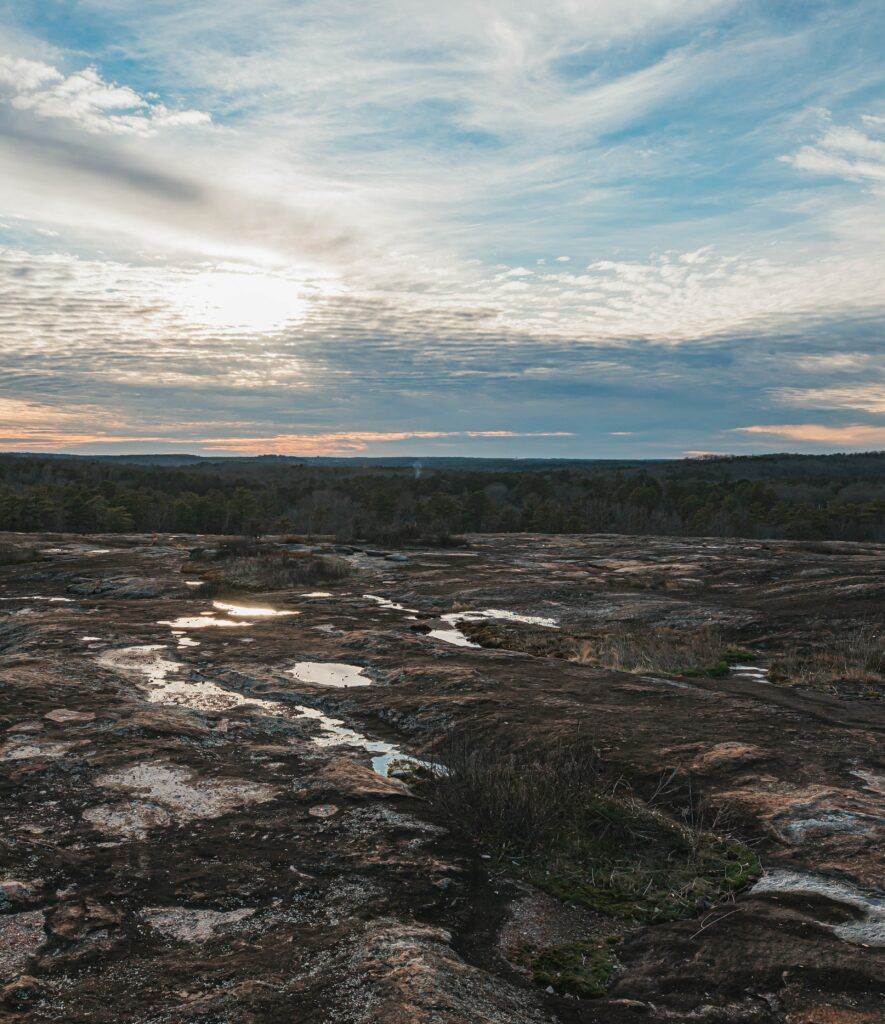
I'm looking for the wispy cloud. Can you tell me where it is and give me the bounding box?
[0,397,572,453]
[784,117,885,188]
[773,384,885,414]
[734,423,885,446]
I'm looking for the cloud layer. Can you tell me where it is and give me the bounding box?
[0,1,884,455]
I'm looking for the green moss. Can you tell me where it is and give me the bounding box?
[725,648,757,662]
[534,837,761,923]
[682,658,730,678]
[530,940,616,998]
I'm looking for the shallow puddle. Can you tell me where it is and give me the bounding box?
[363,594,419,614]
[159,615,246,629]
[99,645,266,712]
[212,600,298,617]
[429,607,558,646]
[98,649,422,777]
[291,703,431,775]
[427,628,480,648]
[731,663,769,680]
[289,662,373,688]
[752,869,885,947]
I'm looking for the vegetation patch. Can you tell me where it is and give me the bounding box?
[190,550,351,592]
[459,619,732,678]
[769,625,883,700]
[587,624,729,678]
[0,541,41,566]
[424,736,760,925]
[458,620,575,659]
[529,939,617,998]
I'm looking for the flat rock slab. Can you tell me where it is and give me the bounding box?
[83,800,173,837]
[92,762,279,823]
[142,906,255,942]
[44,708,96,724]
[305,757,413,800]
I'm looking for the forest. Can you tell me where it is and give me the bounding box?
[0,451,883,542]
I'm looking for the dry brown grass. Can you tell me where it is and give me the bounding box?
[770,625,884,694]
[573,624,728,677]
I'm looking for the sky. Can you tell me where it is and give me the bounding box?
[0,0,883,459]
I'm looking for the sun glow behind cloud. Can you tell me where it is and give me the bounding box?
[166,270,310,333]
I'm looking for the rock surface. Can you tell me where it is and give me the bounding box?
[0,530,882,1022]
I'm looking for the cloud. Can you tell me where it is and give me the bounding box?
[791,353,876,373]
[783,117,885,188]
[734,423,885,446]
[0,398,572,454]
[773,384,885,414]
[196,430,573,455]
[2,2,885,457]
[0,55,210,136]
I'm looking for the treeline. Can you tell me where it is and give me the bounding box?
[0,453,884,542]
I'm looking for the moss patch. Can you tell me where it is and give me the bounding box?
[530,940,617,998]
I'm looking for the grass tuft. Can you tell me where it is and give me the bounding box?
[769,625,883,698]
[423,734,759,925]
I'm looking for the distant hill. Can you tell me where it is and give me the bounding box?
[5,449,885,477]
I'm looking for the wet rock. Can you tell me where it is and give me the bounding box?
[0,911,45,981]
[44,708,96,725]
